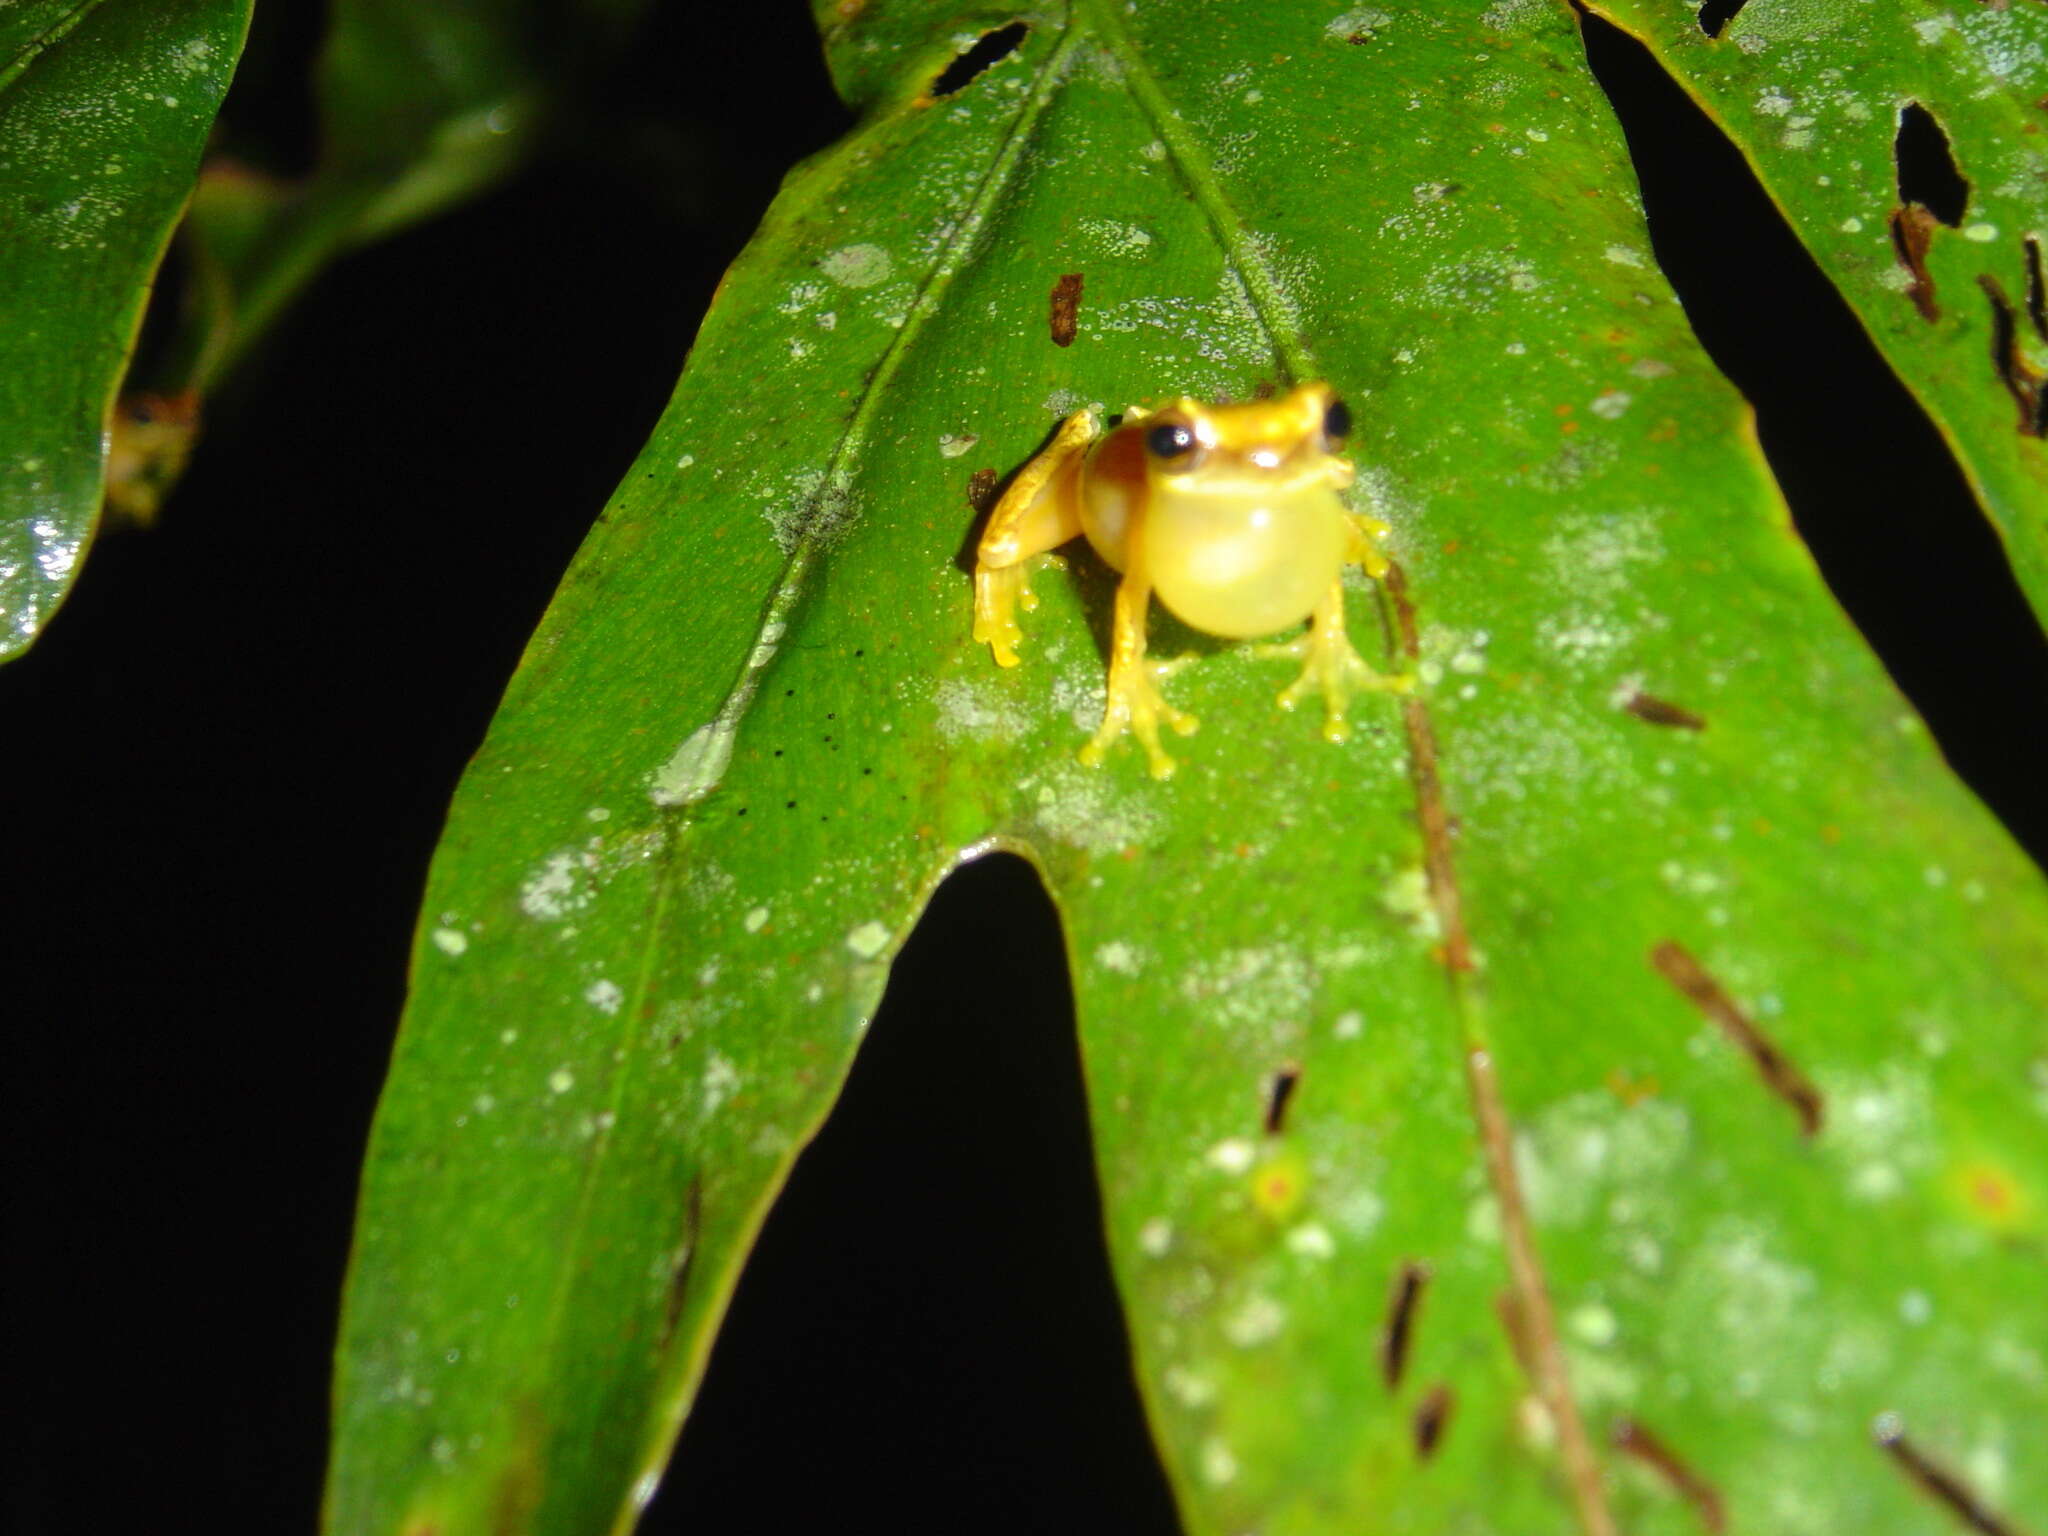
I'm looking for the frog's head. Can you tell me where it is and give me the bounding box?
[1139,382,1353,494]
[1136,382,1357,639]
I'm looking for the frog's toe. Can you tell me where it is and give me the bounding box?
[975,620,1024,667]
[1275,676,1313,714]
[973,565,1032,666]
[1129,718,1180,778]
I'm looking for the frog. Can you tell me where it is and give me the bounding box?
[971,381,1411,777]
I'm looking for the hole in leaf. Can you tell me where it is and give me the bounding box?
[931,21,1029,97]
[1577,12,2048,866]
[1380,1261,1430,1389]
[1978,274,2048,436]
[1263,1061,1301,1134]
[1696,0,1749,39]
[649,855,1181,1534]
[2026,237,2048,343]
[1895,102,1969,228]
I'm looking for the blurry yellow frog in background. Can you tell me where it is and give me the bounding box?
[972,382,1410,777]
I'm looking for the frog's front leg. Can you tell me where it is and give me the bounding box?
[1344,511,1393,580]
[1262,579,1412,742]
[1079,567,1199,779]
[973,409,1096,667]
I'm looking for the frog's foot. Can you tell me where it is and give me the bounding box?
[1256,628,1412,743]
[973,561,1039,668]
[1079,659,1199,778]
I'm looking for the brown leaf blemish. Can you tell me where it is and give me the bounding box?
[1875,1413,2026,1536]
[658,1177,704,1352]
[1623,690,1707,730]
[1613,1417,1728,1532]
[1049,272,1083,347]
[1413,1382,1455,1460]
[1381,1261,1431,1389]
[1650,940,1823,1135]
[1264,1061,1301,1134]
[1890,203,1943,322]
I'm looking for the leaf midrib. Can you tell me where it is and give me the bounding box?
[1065,6,1619,1529]
[0,0,110,97]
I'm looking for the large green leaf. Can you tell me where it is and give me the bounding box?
[1590,0,2048,633]
[330,3,2048,1533]
[0,0,250,658]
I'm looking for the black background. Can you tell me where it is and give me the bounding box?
[5,4,2045,1532]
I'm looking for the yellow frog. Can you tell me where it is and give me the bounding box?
[972,382,1410,777]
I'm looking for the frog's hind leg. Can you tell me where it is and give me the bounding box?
[1261,578,1412,743]
[973,409,1097,667]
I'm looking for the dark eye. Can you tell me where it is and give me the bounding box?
[1146,421,1197,461]
[1322,398,1352,444]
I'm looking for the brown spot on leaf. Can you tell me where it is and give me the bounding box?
[1622,690,1707,730]
[1613,1417,1728,1532]
[1650,940,1823,1135]
[1413,1383,1455,1460]
[1049,272,1083,347]
[1264,1061,1301,1134]
[1875,1413,2026,1536]
[1380,1261,1430,1389]
[1891,203,1943,322]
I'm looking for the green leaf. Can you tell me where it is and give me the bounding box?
[1589,0,2048,633]
[5,1,659,651]
[0,0,250,658]
[330,3,2048,1533]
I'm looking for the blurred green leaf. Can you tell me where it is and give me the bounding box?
[330,3,2048,1533]
[1,0,659,661]
[1590,0,2048,633]
[0,0,250,657]
[183,0,589,395]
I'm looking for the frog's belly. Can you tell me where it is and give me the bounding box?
[1144,495,1348,639]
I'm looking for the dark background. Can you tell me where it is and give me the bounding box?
[5,5,2044,1532]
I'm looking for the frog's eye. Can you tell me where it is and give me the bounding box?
[1146,420,1203,468]
[1322,398,1352,446]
